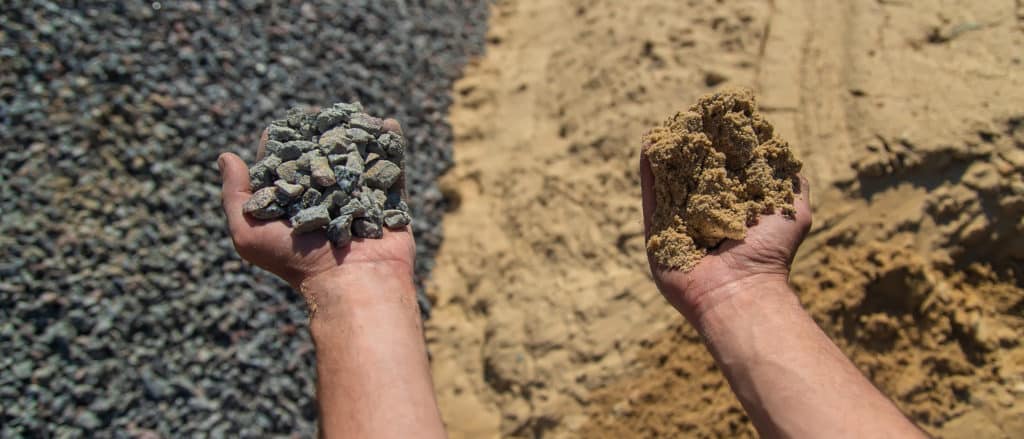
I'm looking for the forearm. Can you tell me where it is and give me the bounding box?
[693,279,924,438]
[303,267,445,439]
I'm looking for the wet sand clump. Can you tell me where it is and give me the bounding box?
[644,88,802,270]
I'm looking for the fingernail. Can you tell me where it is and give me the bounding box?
[217,154,226,171]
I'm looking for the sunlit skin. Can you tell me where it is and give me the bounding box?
[219,119,445,439]
[217,119,925,438]
[640,145,926,438]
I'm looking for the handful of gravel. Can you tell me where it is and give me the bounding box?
[242,103,411,246]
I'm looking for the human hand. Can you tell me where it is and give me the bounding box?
[639,149,811,324]
[218,119,415,294]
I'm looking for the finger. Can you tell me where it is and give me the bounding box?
[218,152,254,236]
[381,118,404,136]
[255,128,269,161]
[794,174,812,231]
[639,137,656,241]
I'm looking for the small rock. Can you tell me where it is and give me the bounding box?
[346,127,373,144]
[309,155,336,186]
[334,166,361,193]
[364,160,401,190]
[352,217,383,238]
[327,153,347,166]
[383,209,411,228]
[276,161,300,183]
[243,187,277,213]
[326,215,354,246]
[266,140,302,160]
[315,108,348,133]
[250,203,286,220]
[318,126,350,151]
[290,205,330,234]
[346,151,365,173]
[248,163,274,190]
[301,188,322,208]
[349,113,383,134]
[338,198,366,218]
[267,125,300,141]
[274,180,304,202]
[257,154,282,172]
[288,140,319,153]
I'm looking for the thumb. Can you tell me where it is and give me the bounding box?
[219,152,253,235]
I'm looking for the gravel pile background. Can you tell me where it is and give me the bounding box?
[0,1,487,435]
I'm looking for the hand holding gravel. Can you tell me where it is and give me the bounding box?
[218,105,415,291]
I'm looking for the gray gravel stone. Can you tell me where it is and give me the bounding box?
[309,156,335,187]
[364,160,401,190]
[326,215,354,246]
[266,141,302,161]
[0,1,488,433]
[243,187,278,213]
[383,210,412,229]
[352,217,383,239]
[290,205,330,234]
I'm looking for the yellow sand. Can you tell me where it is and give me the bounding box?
[645,88,801,270]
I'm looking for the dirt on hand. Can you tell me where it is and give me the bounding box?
[645,88,801,270]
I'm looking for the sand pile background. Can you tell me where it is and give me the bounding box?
[427,0,1023,437]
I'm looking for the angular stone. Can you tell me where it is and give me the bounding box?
[267,125,300,142]
[365,152,381,166]
[265,140,301,160]
[290,205,330,234]
[378,132,405,160]
[287,140,319,153]
[364,160,401,190]
[327,153,347,166]
[249,163,274,190]
[285,107,308,128]
[383,209,411,229]
[274,180,304,202]
[309,155,336,186]
[346,151,365,173]
[352,217,383,239]
[334,166,361,193]
[346,127,373,144]
[319,126,350,150]
[316,108,349,133]
[326,215,354,246]
[257,154,282,172]
[338,198,366,218]
[243,187,277,213]
[319,187,349,209]
[275,161,300,183]
[301,187,321,208]
[250,202,286,220]
[371,188,387,207]
[349,113,383,134]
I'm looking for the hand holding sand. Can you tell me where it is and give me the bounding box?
[639,89,924,437]
[639,89,809,323]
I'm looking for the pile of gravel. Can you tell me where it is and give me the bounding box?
[0,1,487,436]
[244,104,412,244]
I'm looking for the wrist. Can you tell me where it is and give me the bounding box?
[299,264,418,324]
[680,273,792,328]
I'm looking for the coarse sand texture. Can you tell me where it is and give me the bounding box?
[644,88,802,270]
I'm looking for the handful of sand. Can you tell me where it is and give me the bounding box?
[644,88,802,270]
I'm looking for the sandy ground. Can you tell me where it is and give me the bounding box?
[425,0,1024,437]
